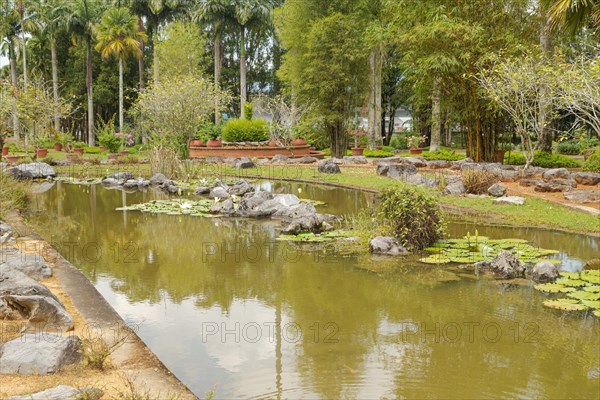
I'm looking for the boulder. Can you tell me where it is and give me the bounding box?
[573,172,600,186]
[1,247,52,280]
[0,221,15,245]
[551,178,577,188]
[101,178,120,187]
[488,251,525,279]
[237,191,274,217]
[385,164,418,180]
[342,156,369,164]
[443,181,467,195]
[0,334,82,374]
[9,163,56,179]
[542,168,571,180]
[107,171,133,181]
[460,162,501,175]
[290,156,318,164]
[7,385,104,400]
[563,190,600,203]
[376,163,390,176]
[534,181,572,192]
[209,199,236,216]
[2,295,74,331]
[317,159,341,174]
[0,269,60,303]
[487,183,507,197]
[492,196,525,205]
[498,170,519,182]
[228,180,255,196]
[209,186,231,200]
[235,157,255,169]
[530,261,559,283]
[281,214,328,235]
[401,156,428,168]
[369,237,408,255]
[204,156,223,164]
[584,259,600,270]
[519,179,542,187]
[426,160,451,169]
[149,173,170,186]
[194,186,211,195]
[271,154,290,163]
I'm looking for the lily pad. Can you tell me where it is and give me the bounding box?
[583,285,600,293]
[581,300,600,309]
[555,277,588,287]
[419,256,452,264]
[559,272,580,279]
[543,299,588,311]
[593,310,600,317]
[534,283,576,293]
[581,272,600,284]
[566,291,600,301]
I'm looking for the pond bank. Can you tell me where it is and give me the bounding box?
[1,211,197,399]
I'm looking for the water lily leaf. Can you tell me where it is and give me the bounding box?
[581,272,600,284]
[543,299,588,311]
[538,249,560,255]
[559,272,580,279]
[581,300,600,309]
[593,310,600,317]
[566,291,600,301]
[419,256,451,264]
[534,283,576,293]
[555,278,588,287]
[583,285,600,293]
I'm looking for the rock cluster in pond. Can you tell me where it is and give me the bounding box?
[369,236,408,255]
[102,172,185,193]
[0,333,82,374]
[7,385,104,400]
[476,250,526,279]
[8,162,56,179]
[530,261,559,283]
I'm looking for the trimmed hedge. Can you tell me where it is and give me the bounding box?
[504,151,581,168]
[420,149,465,161]
[556,140,580,155]
[221,118,269,142]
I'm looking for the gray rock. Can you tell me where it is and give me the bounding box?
[271,154,290,163]
[209,199,236,215]
[542,168,571,180]
[149,173,170,186]
[519,179,542,187]
[101,177,120,187]
[9,163,56,179]
[107,171,133,181]
[290,156,318,164]
[487,183,507,197]
[0,269,60,303]
[228,180,255,196]
[0,334,82,374]
[0,221,15,245]
[1,247,52,280]
[376,163,390,176]
[164,184,180,194]
[488,251,525,279]
[551,178,577,188]
[2,295,74,331]
[281,213,328,235]
[530,261,559,283]
[237,191,274,217]
[563,190,600,203]
[534,181,573,192]
[318,159,341,174]
[403,173,439,188]
[386,164,418,180]
[427,160,451,169]
[443,181,467,195]
[276,200,315,219]
[460,162,501,174]
[584,259,600,270]
[498,170,519,182]
[7,385,103,400]
[223,157,238,166]
[401,156,428,168]
[369,236,408,255]
[492,196,525,205]
[123,179,139,190]
[573,172,600,186]
[195,186,211,195]
[342,156,369,164]
[209,186,230,200]
[235,157,255,169]
[204,156,223,164]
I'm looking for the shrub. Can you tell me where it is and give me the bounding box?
[363,149,394,158]
[73,141,88,148]
[462,170,499,194]
[378,186,445,251]
[556,140,580,155]
[0,175,30,219]
[421,149,465,161]
[382,145,394,152]
[243,102,254,120]
[221,118,269,142]
[98,132,122,153]
[197,122,221,141]
[84,147,101,154]
[390,135,407,150]
[504,151,581,168]
[583,149,600,172]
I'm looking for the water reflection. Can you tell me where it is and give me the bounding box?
[26,183,600,399]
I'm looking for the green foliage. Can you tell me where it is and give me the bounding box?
[155,21,209,79]
[378,186,445,251]
[243,102,254,120]
[98,132,122,153]
[583,149,600,172]
[197,122,221,142]
[556,140,580,155]
[84,147,102,154]
[0,175,30,219]
[363,149,394,158]
[421,149,465,161]
[390,135,407,150]
[221,118,269,142]
[504,151,581,168]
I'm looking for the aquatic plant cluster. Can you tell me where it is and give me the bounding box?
[117,199,215,216]
[420,234,560,265]
[535,271,600,316]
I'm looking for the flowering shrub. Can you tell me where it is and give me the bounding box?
[98,132,124,153]
[115,132,134,147]
[407,135,427,149]
[348,129,367,147]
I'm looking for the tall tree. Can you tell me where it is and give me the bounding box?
[547,0,600,33]
[67,0,103,146]
[1,0,22,138]
[95,7,147,132]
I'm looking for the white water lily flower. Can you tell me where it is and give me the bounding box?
[180,202,192,209]
[298,188,302,194]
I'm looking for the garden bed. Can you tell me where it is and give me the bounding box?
[189,144,325,159]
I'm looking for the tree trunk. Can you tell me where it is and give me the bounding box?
[537,11,553,153]
[19,9,27,87]
[430,76,442,151]
[153,30,159,84]
[86,38,95,146]
[240,26,247,118]
[367,45,383,149]
[9,43,20,140]
[214,30,222,124]
[51,39,60,132]
[138,17,145,90]
[119,55,124,133]
[330,121,347,158]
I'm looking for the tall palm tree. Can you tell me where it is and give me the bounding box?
[66,0,103,146]
[193,0,234,123]
[232,0,278,118]
[1,0,22,138]
[95,7,147,132]
[16,0,28,87]
[547,0,600,33]
[32,0,70,131]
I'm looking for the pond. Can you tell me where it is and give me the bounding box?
[27,181,600,399]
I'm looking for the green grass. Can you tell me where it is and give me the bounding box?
[0,175,30,219]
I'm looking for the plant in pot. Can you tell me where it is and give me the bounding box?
[193,122,215,147]
[407,135,427,154]
[115,132,134,155]
[31,133,51,158]
[348,129,367,156]
[53,133,71,151]
[200,124,222,147]
[98,131,123,160]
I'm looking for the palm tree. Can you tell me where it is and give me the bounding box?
[193,0,234,123]
[16,0,28,87]
[547,0,600,33]
[95,7,147,133]
[232,0,278,118]
[1,0,22,138]
[32,0,69,131]
[66,0,103,146]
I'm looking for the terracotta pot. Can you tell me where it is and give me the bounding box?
[99,146,107,152]
[409,148,423,155]
[66,153,80,161]
[119,150,129,156]
[74,147,84,155]
[5,155,20,164]
[292,138,307,146]
[268,140,278,147]
[351,147,364,156]
[36,148,48,158]
[206,139,222,147]
[496,149,505,163]
[107,153,119,160]
[2,147,8,156]
[54,143,63,151]
[190,139,204,147]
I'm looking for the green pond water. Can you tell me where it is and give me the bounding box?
[26,181,600,399]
